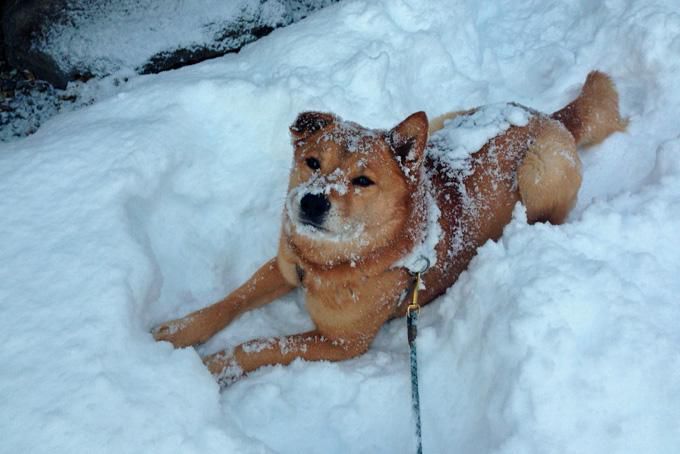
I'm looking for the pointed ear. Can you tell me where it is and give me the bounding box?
[387,111,429,175]
[290,111,336,141]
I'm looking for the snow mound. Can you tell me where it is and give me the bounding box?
[1,0,680,453]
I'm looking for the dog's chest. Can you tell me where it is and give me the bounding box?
[303,268,409,338]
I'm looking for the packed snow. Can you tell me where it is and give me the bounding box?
[2,0,680,453]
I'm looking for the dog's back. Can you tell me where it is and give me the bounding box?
[402,71,626,310]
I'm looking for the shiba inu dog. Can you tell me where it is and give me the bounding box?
[153,71,626,385]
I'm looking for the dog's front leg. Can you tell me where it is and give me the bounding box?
[202,329,372,385]
[152,258,295,348]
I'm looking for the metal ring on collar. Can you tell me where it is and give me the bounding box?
[408,256,431,276]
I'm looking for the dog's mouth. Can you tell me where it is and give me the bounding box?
[299,219,328,232]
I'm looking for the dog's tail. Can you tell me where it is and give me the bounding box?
[551,71,627,148]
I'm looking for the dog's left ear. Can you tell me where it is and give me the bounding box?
[290,111,336,141]
[388,111,429,176]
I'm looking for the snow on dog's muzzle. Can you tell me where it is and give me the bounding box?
[285,170,365,242]
[286,171,346,227]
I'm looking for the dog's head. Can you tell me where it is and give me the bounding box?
[284,110,429,266]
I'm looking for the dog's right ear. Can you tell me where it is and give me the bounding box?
[290,112,336,141]
[388,111,429,176]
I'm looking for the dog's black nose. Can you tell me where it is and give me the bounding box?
[300,193,331,224]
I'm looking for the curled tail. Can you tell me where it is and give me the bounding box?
[552,71,627,148]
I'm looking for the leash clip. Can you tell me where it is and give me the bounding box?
[407,256,429,317]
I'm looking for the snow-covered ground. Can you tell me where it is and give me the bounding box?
[2,0,680,452]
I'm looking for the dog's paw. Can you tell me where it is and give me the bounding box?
[202,351,244,388]
[151,316,200,348]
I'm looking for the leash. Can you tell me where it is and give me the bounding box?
[407,257,429,454]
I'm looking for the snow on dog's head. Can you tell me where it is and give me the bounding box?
[283,111,429,266]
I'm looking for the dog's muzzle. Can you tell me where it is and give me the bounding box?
[299,193,330,227]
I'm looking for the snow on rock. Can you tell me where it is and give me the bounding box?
[1,0,680,453]
[6,0,339,87]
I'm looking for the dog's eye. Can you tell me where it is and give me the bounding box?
[351,176,374,187]
[306,157,321,170]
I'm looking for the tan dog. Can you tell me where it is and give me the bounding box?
[153,71,626,385]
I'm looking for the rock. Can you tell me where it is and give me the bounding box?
[2,0,73,89]
[2,0,340,89]
[139,23,277,76]
[0,7,4,63]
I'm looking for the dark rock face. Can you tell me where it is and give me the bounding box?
[2,0,340,89]
[3,0,73,89]
[0,5,4,63]
[139,23,277,76]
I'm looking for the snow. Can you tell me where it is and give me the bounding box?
[1,0,680,453]
[428,103,532,169]
[318,119,383,154]
[394,184,441,276]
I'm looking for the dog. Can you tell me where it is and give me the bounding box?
[153,71,626,385]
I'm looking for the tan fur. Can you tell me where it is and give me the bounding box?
[518,118,582,224]
[552,71,628,147]
[153,71,626,385]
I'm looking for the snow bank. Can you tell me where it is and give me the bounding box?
[1,0,680,452]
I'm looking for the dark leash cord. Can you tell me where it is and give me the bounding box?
[407,257,430,454]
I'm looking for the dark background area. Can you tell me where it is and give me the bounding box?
[0,0,340,141]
